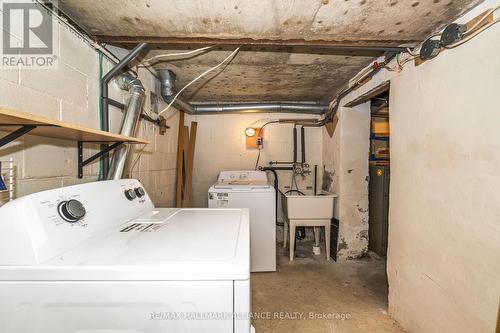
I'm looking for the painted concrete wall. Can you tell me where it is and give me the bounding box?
[322,1,500,331]
[184,113,323,208]
[322,103,371,260]
[387,12,500,333]
[0,11,178,207]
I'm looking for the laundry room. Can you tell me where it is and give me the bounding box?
[0,1,499,333]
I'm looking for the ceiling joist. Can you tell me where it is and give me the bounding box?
[96,36,411,53]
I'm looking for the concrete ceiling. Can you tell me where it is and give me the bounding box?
[57,0,481,104]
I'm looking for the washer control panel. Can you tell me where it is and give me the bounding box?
[124,187,146,201]
[0,179,154,264]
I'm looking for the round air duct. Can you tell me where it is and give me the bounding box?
[157,69,176,102]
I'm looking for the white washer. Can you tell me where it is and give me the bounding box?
[0,179,252,333]
[209,171,276,272]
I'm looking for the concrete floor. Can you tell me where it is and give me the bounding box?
[251,241,405,333]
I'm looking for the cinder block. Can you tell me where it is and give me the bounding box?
[193,181,212,196]
[23,136,76,178]
[0,64,19,84]
[83,144,101,177]
[0,78,60,118]
[136,171,154,192]
[86,76,102,128]
[155,134,171,154]
[0,130,24,171]
[304,127,323,143]
[60,26,99,75]
[153,188,169,207]
[21,63,88,108]
[163,153,177,170]
[193,194,208,208]
[62,176,97,187]
[16,177,63,198]
[61,99,98,128]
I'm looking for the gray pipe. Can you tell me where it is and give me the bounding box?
[107,73,145,180]
[101,43,147,177]
[191,102,327,114]
[171,99,327,115]
[173,98,196,114]
[157,69,328,115]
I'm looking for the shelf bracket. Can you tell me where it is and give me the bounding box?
[0,125,37,148]
[78,141,124,178]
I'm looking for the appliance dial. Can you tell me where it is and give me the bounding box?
[58,199,86,223]
[134,187,145,198]
[124,189,136,201]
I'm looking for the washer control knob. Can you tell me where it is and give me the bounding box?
[58,199,86,223]
[134,187,145,198]
[124,189,136,201]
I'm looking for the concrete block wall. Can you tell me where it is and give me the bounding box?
[184,113,323,208]
[0,10,178,207]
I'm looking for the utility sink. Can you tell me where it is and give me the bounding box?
[280,190,338,220]
[280,190,338,261]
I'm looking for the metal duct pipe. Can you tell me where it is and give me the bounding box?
[191,102,327,114]
[173,98,196,114]
[101,43,147,177]
[107,73,145,180]
[172,99,327,115]
[157,68,328,115]
[158,69,176,102]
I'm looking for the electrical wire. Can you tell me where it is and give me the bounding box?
[248,118,279,128]
[465,4,500,33]
[406,47,419,57]
[254,148,261,170]
[158,47,241,116]
[128,144,148,176]
[260,120,280,130]
[141,46,214,64]
[253,120,279,169]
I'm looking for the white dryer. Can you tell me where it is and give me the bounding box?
[0,179,252,333]
[209,171,276,272]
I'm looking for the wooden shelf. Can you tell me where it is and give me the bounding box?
[0,108,149,144]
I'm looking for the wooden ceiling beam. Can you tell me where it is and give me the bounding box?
[96,35,413,53]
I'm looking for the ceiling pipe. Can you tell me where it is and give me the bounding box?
[172,99,328,115]
[191,102,327,114]
[158,69,328,115]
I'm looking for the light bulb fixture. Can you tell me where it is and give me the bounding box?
[245,127,256,137]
